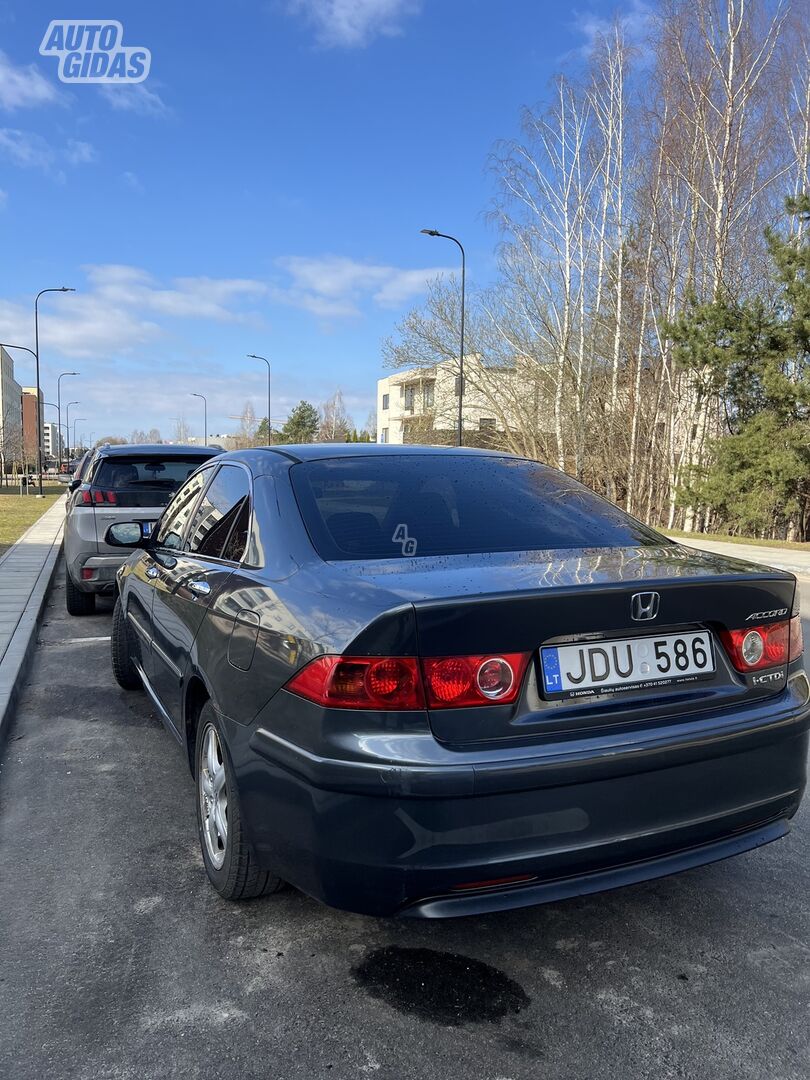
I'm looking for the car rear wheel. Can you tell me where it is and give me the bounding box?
[111,596,142,691]
[195,702,284,901]
[65,565,95,616]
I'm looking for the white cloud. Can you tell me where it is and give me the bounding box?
[0,127,53,168]
[65,138,96,165]
[121,170,143,192]
[289,0,421,48]
[570,1,653,58]
[0,50,59,110]
[274,254,453,317]
[0,266,272,361]
[0,128,97,172]
[99,83,169,116]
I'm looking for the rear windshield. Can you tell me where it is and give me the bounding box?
[91,456,214,507]
[290,455,667,560]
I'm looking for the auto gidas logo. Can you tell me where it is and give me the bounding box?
[40,21,151,83]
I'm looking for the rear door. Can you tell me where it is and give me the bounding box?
[149,464,253,729]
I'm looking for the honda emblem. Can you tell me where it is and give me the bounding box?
[631,591,660,621]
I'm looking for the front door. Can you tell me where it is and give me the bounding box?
[149,464,253,730]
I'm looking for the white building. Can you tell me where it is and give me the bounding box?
[0,345,23,465]
[43,422,63,461]
[377,356,512,445]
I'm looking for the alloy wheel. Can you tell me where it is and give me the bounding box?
[199,724,228,869]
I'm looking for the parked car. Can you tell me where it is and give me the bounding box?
[64,443,220,615]
[107,445,808,916]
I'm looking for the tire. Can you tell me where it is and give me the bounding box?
[195,702,284,900]
[65,565,96,616]
[111,596,142,691]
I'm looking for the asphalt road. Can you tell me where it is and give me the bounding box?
[1,564,808,1080]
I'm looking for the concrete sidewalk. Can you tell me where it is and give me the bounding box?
[673,536,810,579]
[0,497,65,739]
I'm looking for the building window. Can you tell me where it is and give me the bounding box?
[403,386,415,411]
[424,381,435,408]
[380,428,389,444]
[479,417,496,432]
[382,393,389,410]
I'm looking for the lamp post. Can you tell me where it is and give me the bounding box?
[73,418,86,456]
[420,229,466,446]
[191,393,208,446]
[57,370,79,470]
[247,354,272,445]
[65,400,80,460]
[34,287,75,495]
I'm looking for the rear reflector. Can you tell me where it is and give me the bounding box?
[451,874,536,892]
[720,620,792,673]
[285,651,531,710]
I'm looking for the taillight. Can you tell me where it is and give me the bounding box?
[285,656,424,710]
[720,621,791,672]
[421,653,529,708]
[789,614,803,662]
[285,651,531,710]
[82,488,117,505]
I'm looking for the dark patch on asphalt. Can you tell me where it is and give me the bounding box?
[352,945,530,1026]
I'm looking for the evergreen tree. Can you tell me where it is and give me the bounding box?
[669,196,810,539]
[280,401,320,444]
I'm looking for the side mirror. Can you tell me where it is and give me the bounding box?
[67,478,80,492]
[105,521,151,548]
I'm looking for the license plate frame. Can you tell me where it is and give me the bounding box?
[540,630,715,699]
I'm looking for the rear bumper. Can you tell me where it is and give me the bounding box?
[68,553,125,594]
[236,678,810,918]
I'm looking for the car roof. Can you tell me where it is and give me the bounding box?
[93,443,219,457]
[223,443,520,465]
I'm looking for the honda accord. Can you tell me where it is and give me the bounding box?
[106,445,809,917]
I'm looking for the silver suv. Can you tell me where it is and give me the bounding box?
[64,443,220,614]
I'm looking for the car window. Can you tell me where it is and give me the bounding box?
[154,467,213,551]
[290,455,668,560]
[91,454,216,508]
[185,465,251,562]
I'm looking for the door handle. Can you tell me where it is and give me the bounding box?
[188,579,211,596]
[146,566,159,579]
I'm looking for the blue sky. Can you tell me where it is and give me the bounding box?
[0,0,625,444]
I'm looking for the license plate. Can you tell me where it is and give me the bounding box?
[541,631,714,697]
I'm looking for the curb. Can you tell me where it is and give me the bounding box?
[0,518,64,747]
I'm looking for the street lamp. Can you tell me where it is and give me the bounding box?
[191,393,208,446]
[65,400,80,459]
[247,354,272,445]
[57,371,79,470]
[420,229,466,446]
[34,287,75,496]
[73,418,87,455]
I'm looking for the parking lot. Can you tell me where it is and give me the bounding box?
[0,564,808,1080]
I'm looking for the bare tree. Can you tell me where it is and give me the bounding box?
[318,390,352,442]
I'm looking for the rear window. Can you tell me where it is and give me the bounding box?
[290,455,667,561]
[91,455,214,507]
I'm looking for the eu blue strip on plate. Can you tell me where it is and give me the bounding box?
[541,647,562,694]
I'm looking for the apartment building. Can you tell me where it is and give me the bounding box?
[21,387,44,460]
[43,421,63,462]
[0,345,23,461]
[376,356,510,445]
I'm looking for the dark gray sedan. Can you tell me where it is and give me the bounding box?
[106,445,809,916]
